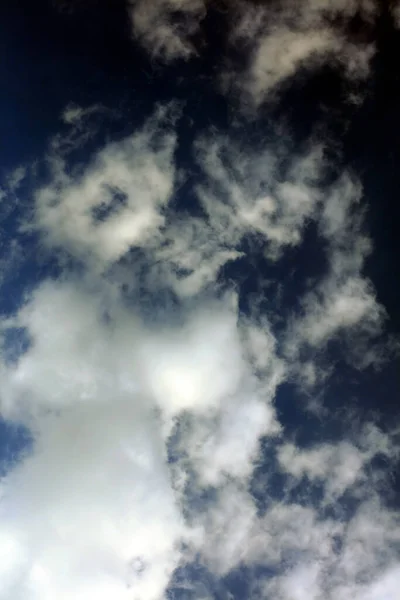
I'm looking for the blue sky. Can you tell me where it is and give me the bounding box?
[0,1,399,599]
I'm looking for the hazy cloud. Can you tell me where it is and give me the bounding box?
[128,0,206,62]
[222,0,376,108]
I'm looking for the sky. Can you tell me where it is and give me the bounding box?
[0,0,400,599]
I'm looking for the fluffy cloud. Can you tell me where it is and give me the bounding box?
[0,271,284,597]
[26,109,325,296]
[26,106,177,274]
[0,99,398,600]
[0,282,186,599]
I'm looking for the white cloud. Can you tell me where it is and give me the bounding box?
[26,109,327,299]
[138,297,245,417]
[271,563,322,600]
[252,499,400,600]
[290,276,384,348]
[278,441,366,497]
[26,106,178,274]
[0,271,284,597]
[234,27,343,106]
[283,173,387,381]
[357,565,400,600]
[277,423,397,502]
[0,402,185,600]
[0,282,188,599]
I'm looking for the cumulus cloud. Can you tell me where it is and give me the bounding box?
[0,99,398,600]
[0,284,185,599]
[0,274,282,598]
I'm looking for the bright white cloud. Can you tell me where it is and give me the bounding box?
[0,270,284,597]
[290,275,384,349]
[0,282,188,599]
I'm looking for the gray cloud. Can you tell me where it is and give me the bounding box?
[221,0,376,108]
[128,0,207,62]
[125,0,376,109]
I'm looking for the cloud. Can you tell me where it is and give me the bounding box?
[283,173,387,382]
[0,270,284,597]
[391,1,400,28]
[25,106,178,274]
[289,275,384,348]
[0,403,185,600]
[124,0,375,110]
[193,135,323,259]
[278,440,366,497]
[221,0,376,108]
[243,497,400,600]
[26,108,325,298]
[277,422,397,502]
[0,282,185,599]
[0,101,398,600]
[128,0,206,62]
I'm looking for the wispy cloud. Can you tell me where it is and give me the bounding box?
[125,0,376,109]
[24,105,178,274]
[128,0,206,62]
[221,0,376,109]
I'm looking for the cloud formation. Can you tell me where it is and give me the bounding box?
[222,0,376,108]
[0,0,399,588]
[0,100,398,600]
[124,0,377,109]
[128,0,206,62]
[25,106,177,274]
